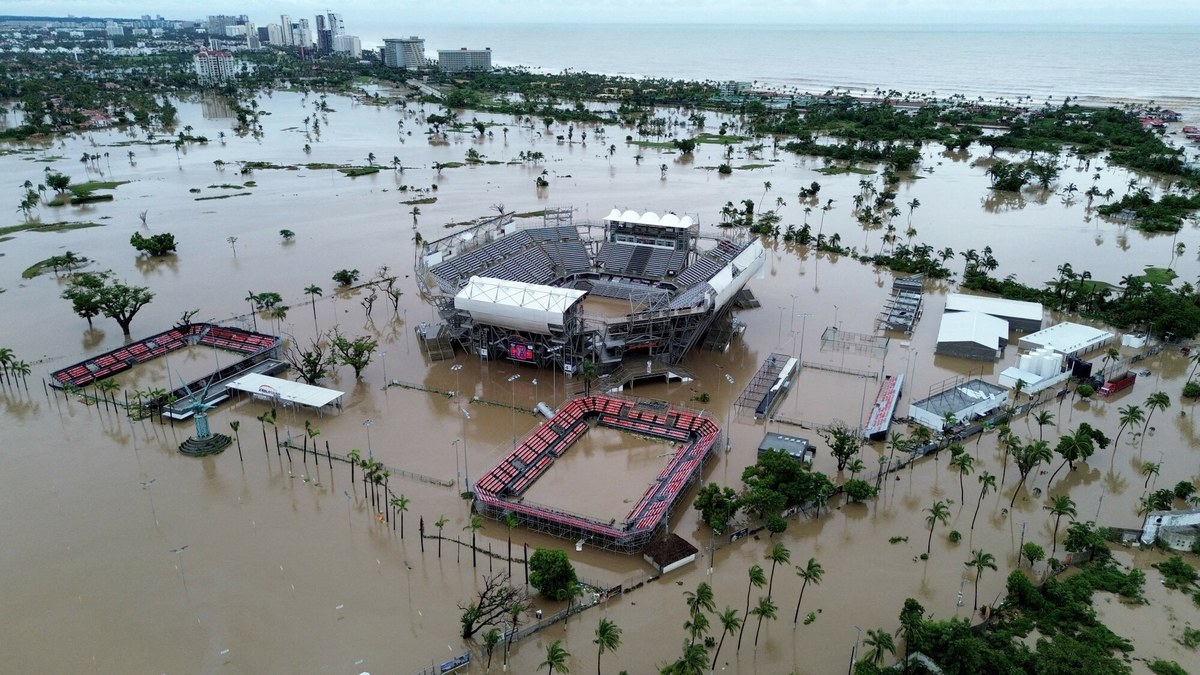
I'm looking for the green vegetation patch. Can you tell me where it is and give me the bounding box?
[70,194,114,205]
[246,161,298,171]
[0,221,102,236]
[629,140,675,149]
[1098,191,1200,233]
[438,161,466,169]
[818,165,876,176]
[513,209,548,219]
[736,163,773,170]
[206,183,248,190]
[337,166,380,177]
[1140,266,1178,285]
[194,192,252,201]
[400,197,437,206]
[695,132,748,145]
[70,180,129,197]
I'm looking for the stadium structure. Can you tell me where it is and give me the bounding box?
[474,394,721,553]
[415,208,766,372]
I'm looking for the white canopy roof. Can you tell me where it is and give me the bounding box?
[227,373,344,409]
[937,311,1009,348]
[455,276,586,335]
[1018,322,1114,357]
[945,293,1042,322]
[603,208,693,229]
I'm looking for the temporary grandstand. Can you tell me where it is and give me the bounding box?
[473,394,721,553]
[50,323,283,417]
[415,207,766,372]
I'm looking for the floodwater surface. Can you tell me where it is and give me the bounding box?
[1,90,1198,674]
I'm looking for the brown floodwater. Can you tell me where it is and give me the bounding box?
[1,90,1198,674]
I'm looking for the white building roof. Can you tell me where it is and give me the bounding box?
[945,293,1042,322]
[454,276,586,335]
[226,373,344,409]
[604,208,693,230]
[937,311,1009,348]
[1018,322,1114,357]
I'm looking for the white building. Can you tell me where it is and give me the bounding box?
[280,15,293,46]
[105,21,123,37]
[1017,322,1115,359]
[438,47,492,73]
[332,34,362,59]
[265,23,284,46]
[383,36,426,69]
[944,293,1043,333]
[193,49,237,85]
[934,311,1009,361]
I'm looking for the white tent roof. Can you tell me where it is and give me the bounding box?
[603,208,693,229]
[937,311,1009,348]
[226,373,344,409]
[945,293,1042,322]
[454,276,586,335]
[1018,322,1114,356]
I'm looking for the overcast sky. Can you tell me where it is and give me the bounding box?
[6,0,1200,26]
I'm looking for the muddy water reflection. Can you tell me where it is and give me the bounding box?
[1,90,1197,673]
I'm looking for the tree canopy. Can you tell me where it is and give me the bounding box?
[528,548,578,602]
[61,271,153,336]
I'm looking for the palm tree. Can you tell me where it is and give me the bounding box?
[924,500,950,556]
[711,608,741,672]
[764,541,790,600]
[1047,426,1094,487]
[949,451,973,503]
[862,628,896,668]
[464,515,483,568]
[1046,495,1076,560]
[791,558,824,623]
[434,515,448,558]
[965,549,997,614]
[1032,410,1055,441]
[540,639,570,674]
[1141,461,1160,489]
[683,611,709,648]
[483,628,502,672]
[304,284,323,333]
[1011,439,1053,507]
[410,206,421,227]
[660,641,707,675]
[750,596,778,647]
[971,471,996,530]
[366,152,376,166]
[1142,392,1170,437]
[736,564,766,651]
[594,617,621,675]
[390,494,410,538]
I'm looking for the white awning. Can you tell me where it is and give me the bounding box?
[226,373,344,410]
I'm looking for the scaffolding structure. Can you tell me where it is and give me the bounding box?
[734,352,792,414]
[877,274,924,333]
[819,327,890,358]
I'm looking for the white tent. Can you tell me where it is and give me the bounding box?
[226,373,344,411]
[454,276,586,335]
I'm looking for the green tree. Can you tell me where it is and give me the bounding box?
[541,639,571,674]
[593,617,621,675]
[464,515,484,568]
[46,172,71,193]
[1033,410,1055,441]
[304,284,323,333]
[659,641,707,675]
[949,451,974,503]
[924,500,950,556]
[819,421,863,472]
[672,138,697,154]
[435,515,448,558]
[529,548,579,601]
[503,512,519,577]
[1010,439,1053,507]
[61,271,153,336]
[332,268,360,286]
[965,549,997,613]
[390,494,410,538]
[693,483,739,535]
[1022,541,1045,568]
[897,598,925,675]
[330,329,378,379]
[791,557,824,623]
[483,628,502,672]
[129,231,177,256]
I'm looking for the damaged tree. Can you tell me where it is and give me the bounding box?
[459,571,529,640]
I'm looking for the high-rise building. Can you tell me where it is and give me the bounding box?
[437,47,493,73]
[193,48,237,84]
[280,15,293,46]
[266,23,283,46]
[315,15,331,53]
[206,14,247,37]
[105,21,124,37]
[327,12,345,37]
[257,26,270,44]
[332,34,362,59]
[383,37,426,69]
[246,23,260,50]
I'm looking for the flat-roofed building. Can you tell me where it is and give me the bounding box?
[438,47,492,72]
[193,48,236,84]
[1017,322,1114,359]
[944,293,1043,333]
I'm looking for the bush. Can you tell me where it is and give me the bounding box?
[1183,381,1200,398]
[130,232,177,257]
[1076,383,1095,399]
[1174,481,1197,501]
[332,268,360,286]
[1148,659,1188,675]
[843,478,878,503]
[765,513,787,535]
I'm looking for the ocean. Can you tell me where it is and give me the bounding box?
[381,23,1200,112]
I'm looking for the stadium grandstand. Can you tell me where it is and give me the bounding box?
[474,394,721,553]
[415,207,765,372]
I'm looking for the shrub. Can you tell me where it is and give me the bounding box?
[1183,381,1200,398]
[130,232,177,257]
[948,530,962,543]
[332,269,360,286]
[1076,383,1095,399]
[528,548,578,601]
[1174,481,1197,501]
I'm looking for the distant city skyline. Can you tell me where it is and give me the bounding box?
[5,0,1200,27]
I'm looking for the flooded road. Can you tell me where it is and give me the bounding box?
[1,90,1198,673]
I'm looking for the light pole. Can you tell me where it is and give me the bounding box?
[795,313,812,367]
[507,374,520,448]
[724,373,734,452]
[833,304,840,333]
[461,405,472,493]
[790,293,799,333]
[450,363,463,399]
[451,439,461,493]
[380,351,388,388]
[777,305,785,347]
[848,624,862,675]
[170,544,190,595]
[362,418,373,458]
[531,378,538,406]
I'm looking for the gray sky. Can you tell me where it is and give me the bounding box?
[5,0,1199,25]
